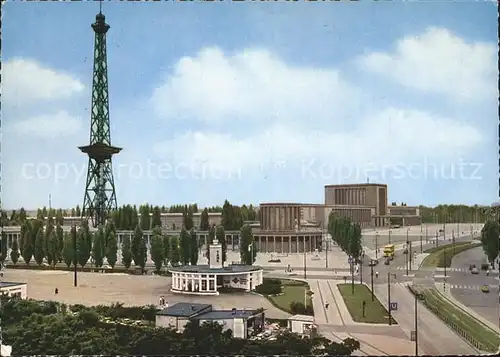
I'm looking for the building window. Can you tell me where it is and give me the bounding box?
[216,251,220,263]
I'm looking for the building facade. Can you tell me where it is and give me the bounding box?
[325,183,388,216]
[156,302,264,339]
[255,203,323,253]
[387,205,422,226]
[0,282,28,299]
[168,238,263,296]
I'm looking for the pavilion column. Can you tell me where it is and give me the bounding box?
[273,236,276,252]
[289,235,291,253]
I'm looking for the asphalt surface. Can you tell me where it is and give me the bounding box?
[436,246,500,327]
[358,236,475,284]
[361,227,482,250]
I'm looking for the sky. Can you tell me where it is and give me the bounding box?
[1,0,498,210]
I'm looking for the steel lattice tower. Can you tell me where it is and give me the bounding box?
[79,11,121,228]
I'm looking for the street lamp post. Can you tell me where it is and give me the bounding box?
[414,291,421,356]
[387,272,396,326]
[375,232,379,259]
[443,247,447,278]
[324,223,328,269]
[425,225,428,244]
[452,229,455,255]
[420,234,423,254]
[406,227,411,273]
[73,226,78,287]
[370,263,374,301]
[388,227,391,244]
[360,251,364,285]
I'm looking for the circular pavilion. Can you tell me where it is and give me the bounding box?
[168,238,264,296]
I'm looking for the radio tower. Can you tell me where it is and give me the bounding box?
[79,3,121,228]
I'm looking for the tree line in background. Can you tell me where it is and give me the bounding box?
[1,200,259,232]
[419,204,495,224]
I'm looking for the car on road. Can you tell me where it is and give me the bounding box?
[384,258,390,265]
[369,259,378,266]
[481,285,490,293]
[471,267,479,274]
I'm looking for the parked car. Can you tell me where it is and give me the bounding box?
[481,285,490,293]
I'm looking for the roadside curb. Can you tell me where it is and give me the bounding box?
[434,284,500,335]
[407,285,483,354]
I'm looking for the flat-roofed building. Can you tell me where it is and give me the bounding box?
[0,282,28,299]
[255,203,323,253]
[325,183,388,216]
[324,205,374,229]
[387,205,422,226]
[156,302,264,339]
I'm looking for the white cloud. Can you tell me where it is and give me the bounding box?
[3,58,85,104]
[358,27,496,100]
[151,47,357,124]
[13,111,82,138]
[153,107,482,175]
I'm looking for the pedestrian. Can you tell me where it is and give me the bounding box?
[325,302,329,309]
[54,288,58,295]
[375,271,379,278]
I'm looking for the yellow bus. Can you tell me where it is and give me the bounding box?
[383,244,395,259]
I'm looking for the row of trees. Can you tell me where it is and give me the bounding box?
[480,219,500,269]
[419,204,496,224]
[1,219,260,271]
[1,296,360,355]
[2,202,259,231]
[327,214,363,262]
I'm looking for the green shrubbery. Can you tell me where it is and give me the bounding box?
[255,278,282,295]
[0,295,359,355]
[289,301,314,315]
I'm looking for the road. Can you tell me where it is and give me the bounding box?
[358,236,475,284]
[362,223,483,250]
[373,282,479,355]
[435,246,500,327]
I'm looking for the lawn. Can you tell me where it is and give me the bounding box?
[337,284,397,324]
[267,279,313,314]
[421,242,481,268]
[409,286,500,353]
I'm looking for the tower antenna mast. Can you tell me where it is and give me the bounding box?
[79,7,121,228]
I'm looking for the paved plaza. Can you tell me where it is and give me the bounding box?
[1,269,290,319]
[208,249,351,270]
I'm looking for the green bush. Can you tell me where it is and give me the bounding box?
[71,302,158,321]
[255,278,282,295]
[289,301,314,315]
